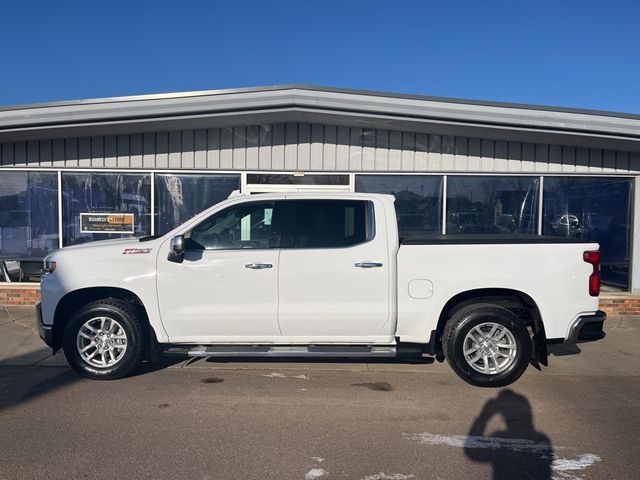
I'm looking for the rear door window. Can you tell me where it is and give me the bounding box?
[288,200,373,249]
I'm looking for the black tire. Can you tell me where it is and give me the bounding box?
[63,298,144,380]
[443,303,532,388]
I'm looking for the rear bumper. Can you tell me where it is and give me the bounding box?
[566,310,607,343]
[35,302,53,347]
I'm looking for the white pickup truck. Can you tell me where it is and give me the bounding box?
[37,192,606,387]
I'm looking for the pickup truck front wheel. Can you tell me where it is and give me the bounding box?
[443,303,531,388]
[63,299,144,380]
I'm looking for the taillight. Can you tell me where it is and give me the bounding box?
[583,250,601,297]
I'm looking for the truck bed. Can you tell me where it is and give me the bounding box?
[400,234,596,245]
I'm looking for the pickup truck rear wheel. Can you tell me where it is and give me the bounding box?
[63,299,144,380]
[443,303,531,388]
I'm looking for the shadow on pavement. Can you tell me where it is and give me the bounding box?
[547,343,581,356]
[465,390,553,480]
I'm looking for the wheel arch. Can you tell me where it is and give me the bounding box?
[52,287,158,358]
[431,288,548,366]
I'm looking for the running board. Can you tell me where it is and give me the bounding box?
[164,345,398,358]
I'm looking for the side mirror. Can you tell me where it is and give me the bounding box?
[168,235,185,263]
[170,235,185,254]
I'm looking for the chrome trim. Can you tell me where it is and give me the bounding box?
[565,310,607,343]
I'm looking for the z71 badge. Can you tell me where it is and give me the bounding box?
[122,248,152,255]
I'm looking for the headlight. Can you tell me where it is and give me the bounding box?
[42,258,57,275]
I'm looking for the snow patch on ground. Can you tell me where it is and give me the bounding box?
[304,468,328,479]
[362,473,415,480]
[404,431,600,480]
[263,372,309,380]
[310,457,325,463]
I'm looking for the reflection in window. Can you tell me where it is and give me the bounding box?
[0,172,59,282]
[447,177,539,235]
[292,200,370,248]
[355,175,442,235]
[155,174,240,235]
[62,173,151,246]
[543,177,632,290]
[247,174,349,185]
[190,202,278,250]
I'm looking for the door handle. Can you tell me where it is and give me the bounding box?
[354,261,383,268]
[245,263,273,269]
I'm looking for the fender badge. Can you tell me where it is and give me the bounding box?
[123,248,152,255]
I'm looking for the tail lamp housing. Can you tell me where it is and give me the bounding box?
[583,250,601,297]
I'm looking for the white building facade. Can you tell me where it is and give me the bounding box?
[0,86,638,292]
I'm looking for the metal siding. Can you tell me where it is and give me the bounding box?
[271,124,285,170]
[1,142,12,166]
[374,129,388,171]
[284,123,297,170]
[232,126,246,170]
[297,123,311,171]
[441,135,455,172]
[78,137,91,167]
[310,124,324,171]
[522,143,535,172]
[336,126,350,171]
[116,135,129,168]
[206,128,220,169]
[258,125,272,170]
[52,139,66,167]
[401,132,414,171]
[181,130,195,169]
[103,136,117,168]
[220,128,233,169]
[415,133,429,171]
[362,128,375,171]
[388,131,402,171]
[90,136,104,168]
[40,140,52,166]
[349,127,363,171]
[155,132,169,169]
[245,125,259,170]
[130,134,143,168]
[0,121,638,175]
[143,133,156,169]
[15,141,27,166]
[323,125,337,171]
[194,129,207,169]
[168,131,181,169]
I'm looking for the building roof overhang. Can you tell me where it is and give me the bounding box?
[1,85,639,153]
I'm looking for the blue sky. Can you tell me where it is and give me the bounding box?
[1,0,639,113]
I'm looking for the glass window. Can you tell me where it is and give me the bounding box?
[291,200,371,249]
[62,173,151,246]
[155,174,240,235]
[247,174,349,185]
[0,172,59,282]
[189,202,279,250]
[356,175,442,235]
[447,176,539,235]
[543,177,632,290]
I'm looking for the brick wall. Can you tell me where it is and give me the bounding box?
[1,285,639,316]
[0,285,41,306]
[600,294,640,316]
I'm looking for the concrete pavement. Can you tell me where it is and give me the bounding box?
[1,307,639,479]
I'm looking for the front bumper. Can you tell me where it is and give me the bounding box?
[36,302,54,347]
[566,310,607,343]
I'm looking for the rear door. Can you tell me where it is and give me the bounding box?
[277,198,393,342]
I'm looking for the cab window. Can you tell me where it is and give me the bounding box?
[289,200,373,249]
[188,201,280,250]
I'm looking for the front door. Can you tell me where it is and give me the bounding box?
[156,200,284,342]
[277,198,393,343]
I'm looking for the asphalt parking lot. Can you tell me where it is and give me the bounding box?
[1,306,639,480]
